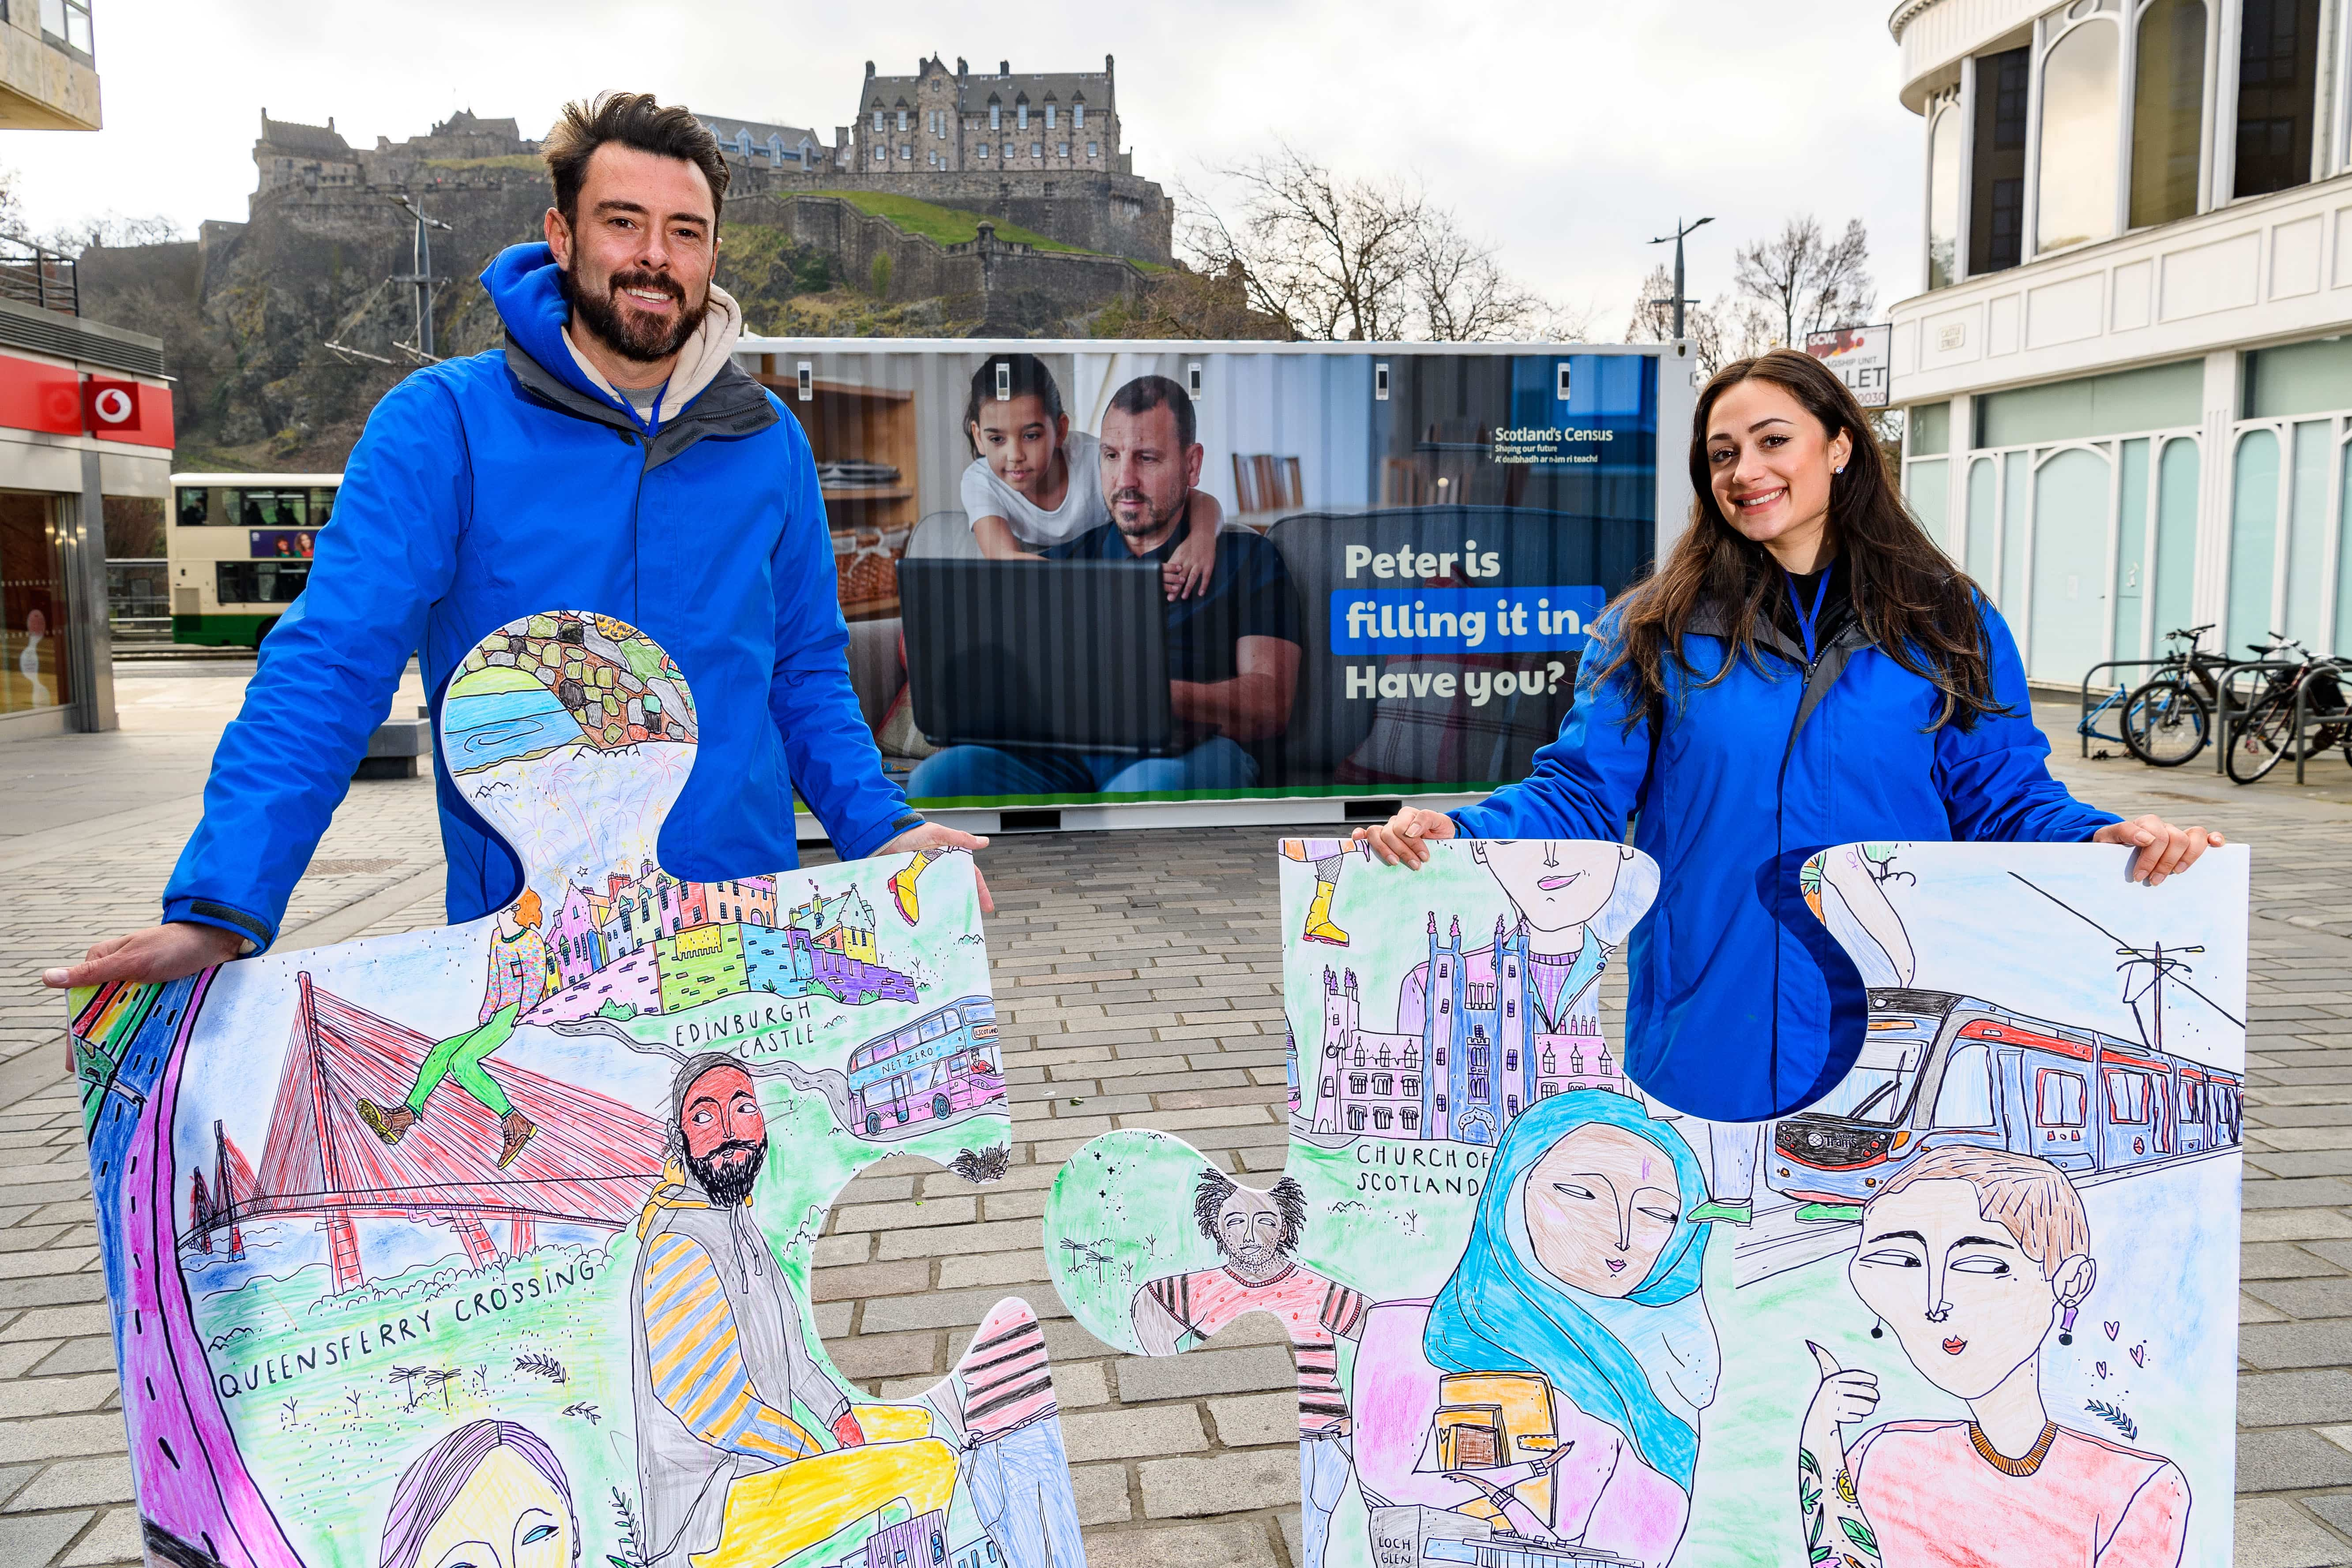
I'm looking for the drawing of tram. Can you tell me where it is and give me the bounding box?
[845,995,1001,1138]
[1766,987,2243,1206]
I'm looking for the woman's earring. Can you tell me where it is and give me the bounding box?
[1870,1317,1885,1339]
[2058,1306,2077,1346]
[1834,463,1845,474]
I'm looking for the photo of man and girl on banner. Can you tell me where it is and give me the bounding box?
[778,348,1658,807]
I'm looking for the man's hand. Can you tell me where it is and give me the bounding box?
[875,821,995,914]
[2091,815,2224,887]
[43,922,246,990]
[830,1409,866,1448]
[1353,807,1457,869]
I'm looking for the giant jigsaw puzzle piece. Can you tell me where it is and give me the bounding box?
[71,609,1088,1568]
[1046,838,2247,1568]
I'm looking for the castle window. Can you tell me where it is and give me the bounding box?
[1018,103,1030,129]
[1349,1074,1368,1094]
[1405,1045,1420,1068]
[737,129,753,158]
[1401,1075,1419,1096]
[1059,143,1070,158]
[990,103,1001,129]
[1372,1108,1393,1130]
[874,110,885,131]
[1507,1095,1520,1118]
[1373,1074,1393,1096]
[1401,1109,1420,1131]
[1088,142,1099,158]
[1003,143,1015,158]
[1541,1049,1556,1074]
[1030,142,1043,158]
[977,143,989,158]
[1537,1083,1557,1100]
[1439,997,1449,1014]
[1506,999,1515,1018]
[1348,1107,1366,1131]
[1075,104,1086,128]
[1046,105,1057,128]
[1352,1045,1365,1066]
[902,146,913,159]
[1435,1047,1446,1066]
[1505,1049,1518,1071]
[1435,1095,1448,1113]
[898,109,909,130]
[1469,1075,1488,1101]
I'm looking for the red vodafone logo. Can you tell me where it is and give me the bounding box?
[85,379,141,431]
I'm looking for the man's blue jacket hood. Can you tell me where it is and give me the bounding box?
[165,243,916,951]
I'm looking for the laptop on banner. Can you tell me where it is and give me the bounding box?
[898,558,1192,756]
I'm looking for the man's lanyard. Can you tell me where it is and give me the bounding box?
[1784,565,1831,664]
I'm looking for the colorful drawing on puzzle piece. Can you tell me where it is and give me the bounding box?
[1045,838,2247,1568]
[68,609,1087,1568]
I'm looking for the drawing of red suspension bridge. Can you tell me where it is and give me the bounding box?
[183,973,666,1295]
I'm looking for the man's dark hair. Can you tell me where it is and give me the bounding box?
[1191,1167,1307,1255]
[543,92,731,228]
[1105,374,1196,451]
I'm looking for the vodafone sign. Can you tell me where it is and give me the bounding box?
[85,379,141,431]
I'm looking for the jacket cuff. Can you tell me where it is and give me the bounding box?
[845,810,926,860]
[161,895,273,956]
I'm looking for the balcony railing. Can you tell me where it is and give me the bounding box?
[0,247,77,316]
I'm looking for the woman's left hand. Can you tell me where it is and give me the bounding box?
[2092,814,2225,887]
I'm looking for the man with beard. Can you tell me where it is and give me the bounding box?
[908,375,1302,798]
[631,1053,957,1568]
[1130,1169,1368,1568]
[46,92,983,997]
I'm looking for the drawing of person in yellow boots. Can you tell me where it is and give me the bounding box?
[887,846,989,927]
[1281,840,1363,946]
[357,889,555,1169]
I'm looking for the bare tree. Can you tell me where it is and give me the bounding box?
[1181,146,1568,342]
[39,212,184,255]
[1731,216,1876,349]
[1625,262,1728,376]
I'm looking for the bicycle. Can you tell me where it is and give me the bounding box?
[2226,640,2352,783]
[2111,625,2230,767]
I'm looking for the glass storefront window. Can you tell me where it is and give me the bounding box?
[2037,19,2122,253]
[2243,336,2352,419]
[2228,428,2281,651]
[0,492,69,716]
[1927,105,1961,289]
[2130,0,2206,228]
[2234,0,2319,199]
[1909,402,1951,457]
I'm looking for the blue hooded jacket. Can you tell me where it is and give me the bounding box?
[1449,594,2116,1122]
[162,244,919,951]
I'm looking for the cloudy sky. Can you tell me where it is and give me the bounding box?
[11,0,1926,333]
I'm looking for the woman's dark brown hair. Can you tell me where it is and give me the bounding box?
[1594,346,2000,733]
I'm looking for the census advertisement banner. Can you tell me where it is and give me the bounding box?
[1047,837,2247,1568]
[68,609,1090,1568]
[740,345,1658,809]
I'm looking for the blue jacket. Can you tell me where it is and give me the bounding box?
[163,244,917,951]
[1449,594,2117,1123]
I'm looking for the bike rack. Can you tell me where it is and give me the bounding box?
[2213,658,2304,778]
[2077,658,2176,757]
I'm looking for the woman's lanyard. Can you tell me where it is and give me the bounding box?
[1784,566,1831,664]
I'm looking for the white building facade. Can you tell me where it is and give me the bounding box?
[1889,0,2352,684]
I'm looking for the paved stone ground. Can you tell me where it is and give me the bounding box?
[0,678,2349,1565]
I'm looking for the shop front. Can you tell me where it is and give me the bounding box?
[0,296,172,740]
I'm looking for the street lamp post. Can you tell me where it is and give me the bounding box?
[1648,216,1714,342]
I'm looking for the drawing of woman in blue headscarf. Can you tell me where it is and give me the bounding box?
[1351,1090,1718,1566]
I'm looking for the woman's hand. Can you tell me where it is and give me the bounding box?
[2091,815,2224,887]
[1164,518,1219,601]
[1353,807,1457,869]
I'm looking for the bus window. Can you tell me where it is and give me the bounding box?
[1930,1042,1995,1127]
[176,486,209,526]
[229,489,309,529]
[897,1028,920,1053]
[2179,1079,2200,1119]
[940,1007,961,1029]
[216,561,310,605]
[921,1012,949,1042]
[2036,1069,2086,1128]
[2104,1068,2150,1124]
[311,487,338,526]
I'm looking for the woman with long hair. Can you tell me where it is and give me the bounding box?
[1357,350,2220,1125]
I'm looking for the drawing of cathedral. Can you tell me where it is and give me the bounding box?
[1307,912,1624,1144]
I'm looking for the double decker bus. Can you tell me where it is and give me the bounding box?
[167,474,341,647]
[846,996,1001,1137]
[1766,987,2243,1207]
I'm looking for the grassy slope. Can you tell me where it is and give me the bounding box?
[802,190,1095,254]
